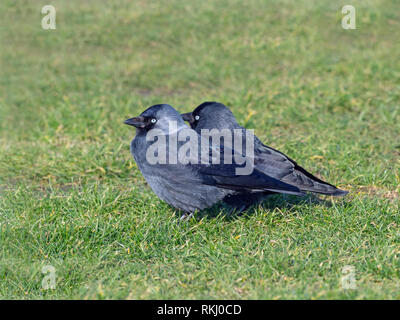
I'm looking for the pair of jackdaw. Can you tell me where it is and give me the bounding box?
[125,102,348,219]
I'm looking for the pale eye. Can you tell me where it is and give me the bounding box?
[151,118,157,123]
[194,115,200,121]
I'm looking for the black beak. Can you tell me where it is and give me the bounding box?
[181,112,195,124]
[124,116,146,128]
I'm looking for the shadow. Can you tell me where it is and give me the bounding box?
[179,193,340,222]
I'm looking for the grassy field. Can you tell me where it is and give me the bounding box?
[0,0,399,299]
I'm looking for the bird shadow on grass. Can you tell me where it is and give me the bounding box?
[177,193,338,222]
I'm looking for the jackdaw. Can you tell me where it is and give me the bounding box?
[125,104,306,218]
[181,102,348,205]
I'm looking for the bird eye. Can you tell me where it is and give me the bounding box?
[150,118,157,123]
[194,115,200,121]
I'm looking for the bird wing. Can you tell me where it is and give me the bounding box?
[190,142,305,196]
[193,128,347,196]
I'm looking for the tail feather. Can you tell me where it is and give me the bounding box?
[282,169,348,197]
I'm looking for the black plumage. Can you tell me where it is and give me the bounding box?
[125,104,306,217]
[181,102,348,204]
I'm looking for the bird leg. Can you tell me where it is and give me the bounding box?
[180,212,194,221]
[227,204,247,216]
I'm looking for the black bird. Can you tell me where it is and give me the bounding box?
[125,104,306,218]
[181,102,348,206]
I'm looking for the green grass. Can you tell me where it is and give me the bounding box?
[0,0,399,299]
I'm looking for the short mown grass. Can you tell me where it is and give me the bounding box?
[0,0,399,299]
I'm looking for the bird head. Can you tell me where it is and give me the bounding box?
[124,104,187,134]
[181,101,239,131]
